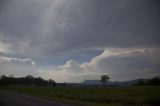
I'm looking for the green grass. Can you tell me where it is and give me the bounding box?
[0,85,160,106]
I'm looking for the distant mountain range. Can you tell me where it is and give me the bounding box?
[81,79,149,86]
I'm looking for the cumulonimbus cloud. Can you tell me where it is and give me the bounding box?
[0,0,160,82]
[37,47,160,82]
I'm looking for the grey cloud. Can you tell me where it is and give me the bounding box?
[0,0,159,82]
[46,0,160,49]
[0,0,159,58]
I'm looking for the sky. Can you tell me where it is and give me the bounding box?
[0,0,160,83]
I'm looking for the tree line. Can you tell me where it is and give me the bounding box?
[136,77,160,86]
[1,74,159,86]
[0,75,56,87]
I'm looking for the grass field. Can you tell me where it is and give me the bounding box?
[0,85,160,106]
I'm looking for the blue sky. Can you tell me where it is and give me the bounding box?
[0,0,160,82]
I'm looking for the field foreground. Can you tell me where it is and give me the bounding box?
[0,86,160,106]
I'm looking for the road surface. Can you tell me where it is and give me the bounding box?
[0,90,83,106]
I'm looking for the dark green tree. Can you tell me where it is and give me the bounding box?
[0,75,7,79]
[48,79,56,87]
[100,75,109,86]
[147,77,160,85]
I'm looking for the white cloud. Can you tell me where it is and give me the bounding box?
[38,68,100,83]
[58,60,84,73]
[0,56,35,66]
[0,56,37,77]
[1,47,158,82]
[38,47,160,82]
[80,48,160,81]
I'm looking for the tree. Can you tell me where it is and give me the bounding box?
[137,80,145,85]
[0,75,57,87]
[0,75,7,79]
[25,75,34,79]
[48,79,56,87]
[147,77,160,85]
[100,75,109,86]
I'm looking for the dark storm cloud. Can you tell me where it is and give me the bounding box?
[1,0,160,82]
[0,0,159,58]
[59,0,160,48]
[0,0,9,10]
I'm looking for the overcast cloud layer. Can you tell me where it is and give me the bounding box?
[0,0,160,82]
